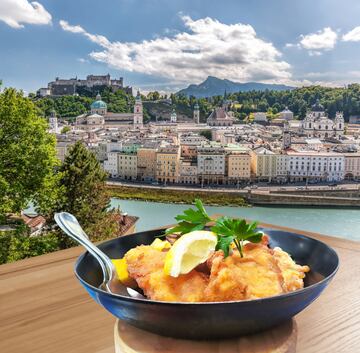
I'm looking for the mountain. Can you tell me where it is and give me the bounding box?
[177,76,294,98]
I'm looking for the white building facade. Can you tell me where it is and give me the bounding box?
[302,100,344,139]
[287,151,344,182]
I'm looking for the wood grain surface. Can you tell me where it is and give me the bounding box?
[114,319,297,353]
[1,222,360,353]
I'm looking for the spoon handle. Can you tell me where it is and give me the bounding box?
[54,212,114,284]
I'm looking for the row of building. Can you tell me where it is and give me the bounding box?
[99,140,360,184]
[50,89,360,185]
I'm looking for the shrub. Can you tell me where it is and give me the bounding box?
[0,232,61,264]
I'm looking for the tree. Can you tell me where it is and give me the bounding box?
[199,130,212,140]
[54,142,121,246]
[61,126,71,134]
[0,88,59,215]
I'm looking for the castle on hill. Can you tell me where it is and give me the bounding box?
[37,74,132,97]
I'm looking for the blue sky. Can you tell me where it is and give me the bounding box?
[2,0,360,93]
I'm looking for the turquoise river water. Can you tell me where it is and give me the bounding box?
[111,198,360,241]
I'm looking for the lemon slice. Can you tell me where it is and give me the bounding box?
[111,258,137,288]
[163,230,217,277]
[150,238,171,251]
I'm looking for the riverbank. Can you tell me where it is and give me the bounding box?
[107,185,248,206]
[107,181,360,208]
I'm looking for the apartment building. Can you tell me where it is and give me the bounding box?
[343,152,360,180]
[276,153,288,182]
[103,152,118,177]
[179,159,198,184]
[226,150,251,184]
[250,147,277,182]
[156,145,180,184]
[117,152,138,180]
[197,144,226,185]
[137,148,157,181]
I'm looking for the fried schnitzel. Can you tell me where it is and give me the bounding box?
[125,245,207,302]
[124,236,310,302]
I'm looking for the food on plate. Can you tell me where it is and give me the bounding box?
[114,199,310,302]
[125,245,207,302]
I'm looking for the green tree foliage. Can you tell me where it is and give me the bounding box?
[61,126,71,134]
[0,231,61,264]
[32,87,134,118]
[53,142,121,246]
[0,88,59,215]
[199,130,212,140]
[169,84,360,121]
[146,91,161,101]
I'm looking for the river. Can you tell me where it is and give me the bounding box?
[111,198,360,241]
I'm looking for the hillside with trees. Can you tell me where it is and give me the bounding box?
[29,83,360,122]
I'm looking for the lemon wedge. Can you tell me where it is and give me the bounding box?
[111,258,137,288]
[150,238,171,251]
[163,230,217,277]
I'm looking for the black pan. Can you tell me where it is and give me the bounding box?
[75,227,339,339]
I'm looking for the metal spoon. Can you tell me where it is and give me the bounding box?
[54,212,144,299]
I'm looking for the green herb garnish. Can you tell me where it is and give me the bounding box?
[211,217,263,257]
[165,199,211,235]
[166,199,263,258]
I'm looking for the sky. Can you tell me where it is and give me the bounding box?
[3,0,360,94]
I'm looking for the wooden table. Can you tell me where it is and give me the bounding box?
[1,223,360,353]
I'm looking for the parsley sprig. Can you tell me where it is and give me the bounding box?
[165,199,211,235]
[165,199,263,258]
[211,217,263,257]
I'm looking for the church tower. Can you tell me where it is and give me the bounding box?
[49,109,58,132]
[334,112,345,137]
[193,103,200,124]
[283,121,291,149]
[170,108,177,123]
[133,91,143,129]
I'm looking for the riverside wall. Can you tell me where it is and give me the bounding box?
[248,191,360,207]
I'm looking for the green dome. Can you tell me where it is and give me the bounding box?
[91,94,107,109]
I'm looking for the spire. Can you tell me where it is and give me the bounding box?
[96,92,101,101]
[136,90,141,101]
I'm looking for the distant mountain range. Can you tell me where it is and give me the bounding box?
[177,76,294,98]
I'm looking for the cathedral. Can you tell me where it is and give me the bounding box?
[75,92,143,130]
[301,100,344,139]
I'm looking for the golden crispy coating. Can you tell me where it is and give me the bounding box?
[272,247,310,292]
[125,245,207,302]
[124,236,310,303]
[204,243,285,302]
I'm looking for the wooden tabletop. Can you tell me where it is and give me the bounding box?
[1,222,360,353]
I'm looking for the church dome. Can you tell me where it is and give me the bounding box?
[91,94,107,109]
[311,99,324,112]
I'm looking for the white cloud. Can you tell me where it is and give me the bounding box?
[299,27,337,55]
[59,16,292,85]
[77,58,90,64]
[59,20,110,47]
[0,0,51,29]
[343,27,360,42]
[285,43,299,49]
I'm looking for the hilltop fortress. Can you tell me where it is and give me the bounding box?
[37,74,133,97]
